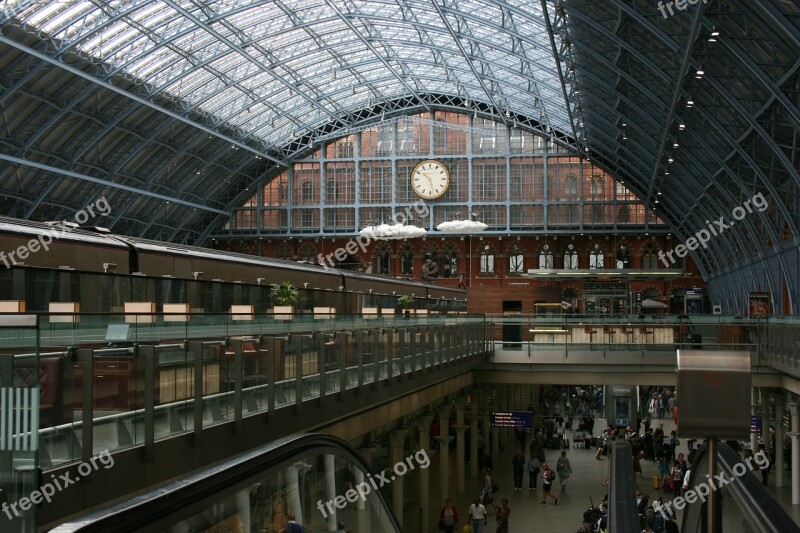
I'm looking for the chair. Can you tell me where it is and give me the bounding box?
[583,326,596,345]
[639,327,654,343]
[603,326,616,344]
[621,325,635,344]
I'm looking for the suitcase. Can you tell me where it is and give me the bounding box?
[547,437,561,449]
[562,438,570,449]
[652,475,661,490]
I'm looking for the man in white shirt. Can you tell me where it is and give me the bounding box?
[468,496,488,533]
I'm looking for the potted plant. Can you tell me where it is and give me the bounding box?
[397,295,414,319]
[271,281,301,320]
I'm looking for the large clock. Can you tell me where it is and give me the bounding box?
[411,159,450,200]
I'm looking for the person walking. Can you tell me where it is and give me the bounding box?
[511,449,526,490]
[556,450,573,491]
[468,496,488,533]
[540,463,559,505]
[482,467,495,504]
[527,452,540,491]
[494,498,511,533]
[438,498,459,533]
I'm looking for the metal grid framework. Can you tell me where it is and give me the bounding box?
[0,0,797,311]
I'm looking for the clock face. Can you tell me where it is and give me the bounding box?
[411,160,450,200]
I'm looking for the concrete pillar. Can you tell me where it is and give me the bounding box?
[390,428,408,529]
[470,393,480,479]
[789,401,799,505]
[455,398,467,494]
[775,395,785,487]
[416,415,433,533]
[324,455,337,531]
[236,488,251,533]
[285,461,311,523]
[436,405,453,500]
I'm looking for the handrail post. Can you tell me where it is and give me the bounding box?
[141,345,155,463]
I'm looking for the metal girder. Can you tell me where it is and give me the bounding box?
[428,0,509,128]
[0,153,228,215]
[539,0,577,145]
[0,34,287,167]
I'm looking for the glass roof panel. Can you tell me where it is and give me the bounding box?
[6,0,572,149]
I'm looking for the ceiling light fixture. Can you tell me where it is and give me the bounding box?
[679,123,686,130]
[695,66,704,79]
[686,97,694,108]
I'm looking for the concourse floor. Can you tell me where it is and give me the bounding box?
[415,417,800,533]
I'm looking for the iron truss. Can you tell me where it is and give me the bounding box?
[0,0,797,310]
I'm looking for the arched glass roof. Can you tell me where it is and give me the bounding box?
[0,0,797,309]
[6,0,572,146]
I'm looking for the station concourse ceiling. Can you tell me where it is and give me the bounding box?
[0,0,797,302]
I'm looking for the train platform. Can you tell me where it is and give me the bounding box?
[417,416,800,532]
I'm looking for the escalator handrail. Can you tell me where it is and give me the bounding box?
[683,443,797,533]
[50,433,403,532]
[609,440,640,533]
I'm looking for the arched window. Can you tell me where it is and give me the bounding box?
[538,244,553,269]
[617,205,630,224]
[443,244,459,278]
[509,244,524,274]
[642,241,660,269]
[590,176,604,198]
[616,244,631,269]
[479,245,495,275]
[563,243,578,269]
[565,174,579,199]
[300,179,314,204]
[591,205,606,224]
[401,244,414,275]
[373,243,391,275]
[589,244,604,269]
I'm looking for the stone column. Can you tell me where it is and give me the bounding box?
[789,401,799,505]
[324,454,337,531]
[236,488,251,533]
[285,461,312,524]
[416,415,433,533]
[436,405,453,500]
[471,393,480,479]
[775,395,785,487]
[454,398,468,494]
[390,428,408,529]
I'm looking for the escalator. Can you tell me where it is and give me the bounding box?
[606,440,797,533]
[679,443,797,533]
[50,434,402,533]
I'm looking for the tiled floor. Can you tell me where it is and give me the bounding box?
[418,417,800,532]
